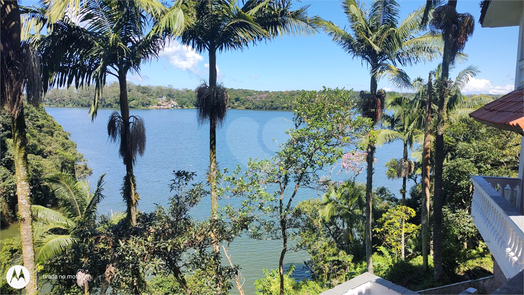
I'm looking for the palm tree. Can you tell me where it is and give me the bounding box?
[1,2,43,293]
[422,0,474,282]
[316,0,441,273]
[37,0,167,226]
[414,72,434,271]
[32,173,106,264]
[168,0,313,249]
[379,94,424,260]
[411,62,478,274]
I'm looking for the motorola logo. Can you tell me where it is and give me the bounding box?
[6,265,30,289]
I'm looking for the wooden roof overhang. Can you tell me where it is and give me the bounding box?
[469,88,524,135]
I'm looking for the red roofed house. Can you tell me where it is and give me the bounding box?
[469,0,524,293]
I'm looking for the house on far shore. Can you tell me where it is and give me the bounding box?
[155,96,178,109]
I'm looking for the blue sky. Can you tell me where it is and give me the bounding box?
[25,0,521,94]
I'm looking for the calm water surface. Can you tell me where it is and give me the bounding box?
[2,107,409,294]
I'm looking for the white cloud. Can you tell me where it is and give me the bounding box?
[251,75,259,79]
[159,40,203,73]
[127,74,148,83]
[463,77,513,95]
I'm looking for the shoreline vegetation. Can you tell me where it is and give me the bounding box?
[42,83,500,111]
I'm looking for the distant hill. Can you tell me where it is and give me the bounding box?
[42,82,499,111]
[43,82,307,111]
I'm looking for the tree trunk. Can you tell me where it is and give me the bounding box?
[2,2,38,294]
[279,213,287,295]
[208,45,219,253]
[422,72,433,271]
[365,140,375,273]
[401,142,408,260]
[434,26,452,282]
[118,71,138,227]
[13,109,38,295]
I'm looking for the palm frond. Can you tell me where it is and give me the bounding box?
[452,65,479,90]
[129,115,147,158]
[45,173,86,218]
[34,234,75,264]
[153,0,189,36]
[82,174,106,224]
[31,205,75,228]
[107,111,123,143]
[377,128,402,146]
[375,64,412,90]
[196,83,229,128]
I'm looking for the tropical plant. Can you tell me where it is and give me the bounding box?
[1,1,43,292]
[320,180,366,250]
[422,0,475,281]
[32,173,105,264]
[315,0,441,273]
[36,0,167,226]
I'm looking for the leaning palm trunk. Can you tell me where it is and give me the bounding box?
[422,72,433,271]
[1,2,37,293]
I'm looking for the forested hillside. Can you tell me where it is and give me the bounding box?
[42,82,416,111]
[0,105,91,228]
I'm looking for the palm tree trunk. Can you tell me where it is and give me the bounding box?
[208,45,220,253]
[434,27,452,282]
[365,140,375,273]
[118,71,138,227]
[13,109,38,295]
[401,142,408,260]
[422,72,433,271]
[2,2,37,293]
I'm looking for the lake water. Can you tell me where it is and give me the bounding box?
[3,107,410,294]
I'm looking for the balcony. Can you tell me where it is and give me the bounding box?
[471,175,524,279]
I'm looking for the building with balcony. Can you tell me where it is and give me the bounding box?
[469,0,524,293]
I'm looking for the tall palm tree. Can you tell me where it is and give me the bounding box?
[411,62,478,274]
[424,2,473,280]
[37,0,167,226]
[32,173,106,263]
[412,72,435,271]
[316,0,441,273]
[170,0,314,249]
[379,95,424,260]
[1,2,43,293]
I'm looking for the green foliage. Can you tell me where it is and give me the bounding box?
[0,105,91,228]
[443,119,519,211]
[441,207,481,279]
[374,205,419,260]
[0,238,22,294]
[254,265,325,295]
[39,170,239,294]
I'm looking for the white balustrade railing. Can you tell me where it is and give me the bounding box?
[483,176,523,214]
[471,176,524,280]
